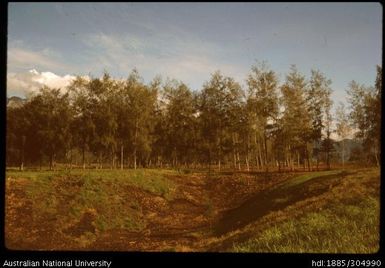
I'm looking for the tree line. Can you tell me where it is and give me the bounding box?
[6,63,381,171]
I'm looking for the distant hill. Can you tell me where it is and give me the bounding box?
[7,96,26,108]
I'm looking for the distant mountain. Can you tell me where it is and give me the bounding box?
[7,96,26,108]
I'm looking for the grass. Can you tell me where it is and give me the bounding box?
[233,197,379,253]
[6,168,176,234]
[7,168,176,199]
[282,169,343,188]
[6,167,380,252]
[231,168,380,253]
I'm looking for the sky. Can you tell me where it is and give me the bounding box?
[7,2,382,108]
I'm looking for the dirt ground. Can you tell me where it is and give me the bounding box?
[5,169,352,251]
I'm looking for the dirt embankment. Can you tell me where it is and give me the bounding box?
[212,171,348,236]
[5,170,350,251]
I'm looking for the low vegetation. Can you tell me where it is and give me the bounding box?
[228,168,380,253]
[5,167,380,252]
[5,169,177,249]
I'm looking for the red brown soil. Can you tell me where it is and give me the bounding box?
[5,170,342,251]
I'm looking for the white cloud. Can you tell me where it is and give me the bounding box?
[7,42,70,72]
[81,32,247,88]
[7,69,78,97]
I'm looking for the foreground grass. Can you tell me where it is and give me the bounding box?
[231,168,380,253]
[6,169,177,237]
[6,167,380,252]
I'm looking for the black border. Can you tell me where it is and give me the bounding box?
[1,1,383,267]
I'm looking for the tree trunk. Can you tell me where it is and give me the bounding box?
[19,152,24,171]
[82,146,86,170]
[258,142,263,171]
[120,144,124,170]
[297,151,300,170]
[99,152,103,169]
[111,149,115,169]
[20,136,25,171]
[342,140,345,168]
[173,147,178,168]
[134,120,138,170]
[69,147,73,170]
[49,153,53,171]
[233,152,237,170]
[263,131,268,172]
[289,146,294,171]
[374,146,379,167]
[233,133,237,169]
[208,148,212,177]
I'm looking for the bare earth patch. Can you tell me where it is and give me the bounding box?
[5,168,379,252]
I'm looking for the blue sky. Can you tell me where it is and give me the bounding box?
[7,2,382,106]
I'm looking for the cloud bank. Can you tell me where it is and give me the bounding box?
[7,69,77,97]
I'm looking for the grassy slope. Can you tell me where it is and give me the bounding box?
[281,170,342,188]
[6,167,380,252]
[6,169,176,199]
[6,169,176,244]
[230,168,380,253]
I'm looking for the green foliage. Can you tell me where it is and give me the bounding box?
[199,71,244,167]
[6,64,380,170]
[347,67,381,166]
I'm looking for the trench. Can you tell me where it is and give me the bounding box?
[213,171,348,236]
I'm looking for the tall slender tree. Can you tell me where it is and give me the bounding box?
[306,69,333,170]
[280,65,312,171]
[335,102,351,167]
[246,62,279,171]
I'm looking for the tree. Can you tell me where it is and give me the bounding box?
[27,87,72,170]
[246,62,279,171]
[347,66,381,167]
[6,105,29,169]
[162,80,197,167]
[122,70,157,169]
[68,76,96,169]
[306,69,333,170]
[280,65,312,171]
[87,73,118,169]
[199,71,243,171]
[6,65,379,171]
[321,91,334,170]
[335,102,351,167]
[372,65,381,166]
